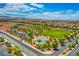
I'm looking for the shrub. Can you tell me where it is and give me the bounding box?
[76,51,79,56]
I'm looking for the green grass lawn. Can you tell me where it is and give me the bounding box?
[41,30,72,38]
[0,22,5,25]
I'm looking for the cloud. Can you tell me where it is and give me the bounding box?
[5,3,37,12]
[0,3,79,20]
[0,8,6,14]
[30,3,44,8]
[42,11,79,20]
[25,10,79,20]
[0,3,38,17]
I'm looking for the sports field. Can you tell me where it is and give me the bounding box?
[41,30,72,38]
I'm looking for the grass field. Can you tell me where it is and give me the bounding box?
[41,30,72,38]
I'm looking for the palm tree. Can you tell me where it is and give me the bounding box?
[59,38,65,46]
[6,42,11,47]
[27,30,33,37]
[68,44,72,50]
[7,47,13,53]
[28,37,33,44]
[42,44,47,51]
[76,51,79,56]
[0,37,5,42]
[76,40,78,44]
[49,37,53,42]
[70,34,74,39]
[7,45,22,56]
[46,40,51,50]
[36,44,42,50]
[73,32,77,37]
[64,35,71,42]
[14,46,22,56]
[71,43,76,48]
[12,46,22,56]
[53,41,58,50]
[13,24,19,29]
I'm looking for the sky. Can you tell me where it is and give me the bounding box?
[0,3,79,20]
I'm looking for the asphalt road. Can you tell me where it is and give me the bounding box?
[0,48,11,56]
[0,31,44,56]
[0,30,78,56]
[48,39,77,56]
[68,44,79,56]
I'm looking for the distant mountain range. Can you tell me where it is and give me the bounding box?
[0,16,79,22]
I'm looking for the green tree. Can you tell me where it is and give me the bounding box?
[42,44,47,50]
[46,40,51,50]
[36,44,42,50]
[28,30,33,37]
[59,38,65,46]
[7,45,22,56]
[64,35,70,41]
[76,40,78,44]
[0,37,5,42]
[76,51,79,56]
[12,46,22,56]
[53,41,58,50]
[6,42,11,47]
[68,45,72,50]
[28,37,33,43]
[70,34,74,39]
[71,43,76,48]
[7,47,13,53]
[13,24,19,28]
